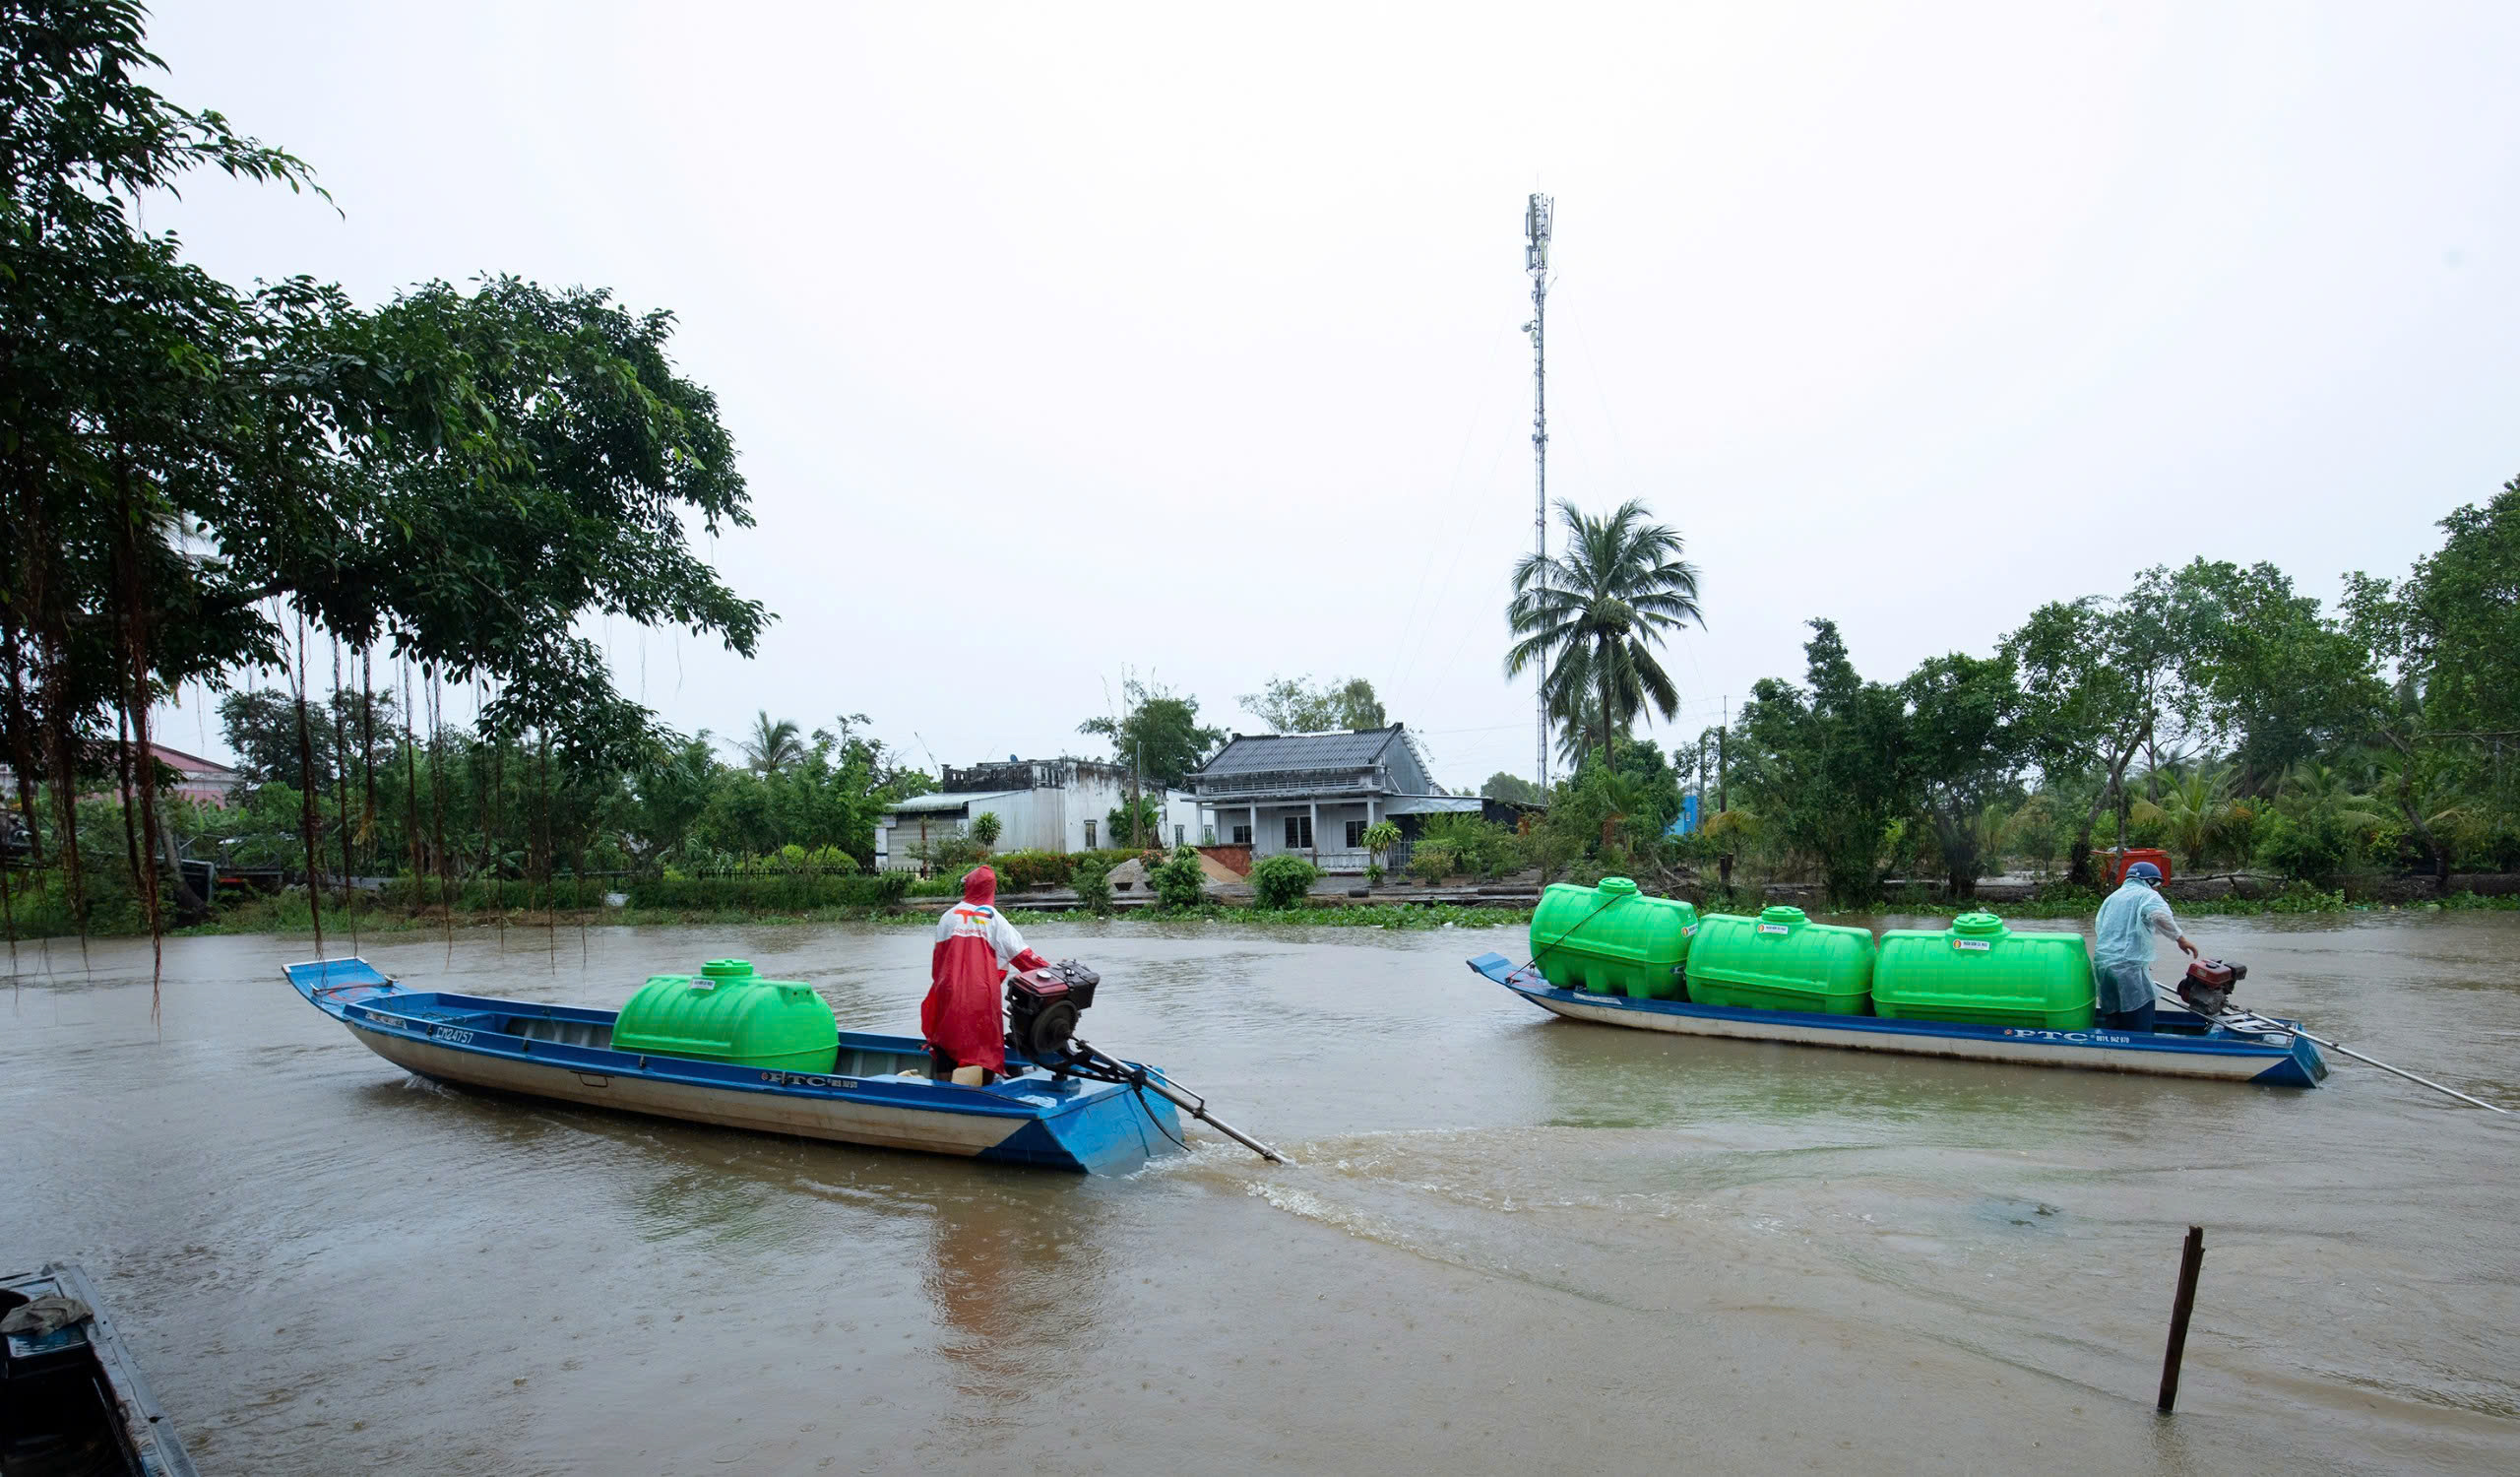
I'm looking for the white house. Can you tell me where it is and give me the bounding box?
[1187,726,1484,872]
[874,758,1202,871]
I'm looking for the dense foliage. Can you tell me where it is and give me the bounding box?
[1238,674,1387,733]
[1507,482,2520,905]
[0,2,765,944]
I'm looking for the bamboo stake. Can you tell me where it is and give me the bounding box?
[2158,1226,2205,1413]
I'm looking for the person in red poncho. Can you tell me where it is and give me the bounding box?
[923,865,1049,1082]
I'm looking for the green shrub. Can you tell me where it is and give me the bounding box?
[1250,853,1321,909]
[1070,857,1113,915]
[1418,813,1519,877]
[1407,843,1457,882]
[983,849,1072,892]
[1149,846,1209,909]
[2257,809,2356,882]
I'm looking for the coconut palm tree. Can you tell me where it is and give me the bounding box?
[2131,764,2242,869]
[1506,499,1704,769]
[740,712,805,776]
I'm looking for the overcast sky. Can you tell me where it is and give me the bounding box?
[145,1,2520,790]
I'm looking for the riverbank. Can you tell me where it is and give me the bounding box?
[0,881,2503,946]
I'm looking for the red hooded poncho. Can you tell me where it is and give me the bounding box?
[922,866,1047,1073]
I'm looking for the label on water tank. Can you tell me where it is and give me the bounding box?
[1681,924,1698,936]
[1951,938,1990,951]
[1757,924,1789,935]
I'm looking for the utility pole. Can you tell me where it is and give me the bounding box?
[1525,192,1553,795]
[1717,695,1729,813]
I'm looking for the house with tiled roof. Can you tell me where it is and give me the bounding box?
[1187,725,1486,873]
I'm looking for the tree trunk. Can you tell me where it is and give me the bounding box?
[1598,643,1614,773]
[2068,716,2151,887]
[2386,734,2448,895]
[155,795,208,919]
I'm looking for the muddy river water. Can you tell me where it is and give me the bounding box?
[5,913,2518,1473]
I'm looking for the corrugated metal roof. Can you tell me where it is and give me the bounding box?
[881,791,1019,815]
[1198,728,1403,777]
[1382,796,1484,815]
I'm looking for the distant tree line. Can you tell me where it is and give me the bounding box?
[1512,480,2520,904]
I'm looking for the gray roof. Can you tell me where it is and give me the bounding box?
[1197,728,1404,777]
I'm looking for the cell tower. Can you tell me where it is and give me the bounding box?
[1524,193,1553,792]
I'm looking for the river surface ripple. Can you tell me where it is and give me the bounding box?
[5,914,2517,1474]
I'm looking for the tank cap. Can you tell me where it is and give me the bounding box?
[701,959,755,979]
[1758,905,1807,926]
[1951,912,2006,936]
[1597,876,1639,897]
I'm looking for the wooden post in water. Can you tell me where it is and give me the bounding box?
[2157,1225,2206,1413]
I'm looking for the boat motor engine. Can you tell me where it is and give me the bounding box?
[1006,959,1101,1061]
[2176,958,2246,1015]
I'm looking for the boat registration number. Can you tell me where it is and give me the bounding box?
[433,1026,474,1045]
[2001,1028,2132,1045]
[760,1071,854,1090]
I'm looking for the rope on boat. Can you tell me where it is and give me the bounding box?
[2158,985,2510,1114]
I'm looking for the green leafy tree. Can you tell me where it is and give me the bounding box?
[1899,651,2027,897]
[1505,499,1703,769]
[2001,587,2186,885]
[1480,771,1543,804]
[1735,620,1909,905]
[0,4,766,941]
[1239,674,1387,733]
[1078,676,1225,790]
[610,732,724,870]
[970,810,1002,852]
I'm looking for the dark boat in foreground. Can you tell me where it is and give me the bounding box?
[1,1261,198,1476]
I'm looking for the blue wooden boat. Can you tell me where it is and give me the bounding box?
[2,1260,200,1476]
[1467,952,2329,1087]
[287,957,1185,1173]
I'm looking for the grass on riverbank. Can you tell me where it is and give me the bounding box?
[6,882,2515,943]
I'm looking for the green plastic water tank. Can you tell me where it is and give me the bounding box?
[1529,877,1699,999]
[1684,905,1875,1014]
[612,958,838,1070]
[1872,913,2096,1029]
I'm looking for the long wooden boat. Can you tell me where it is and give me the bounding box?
[1467,952,2329,1087]
[2,1260,200,1476]
[287,957,1184,1173]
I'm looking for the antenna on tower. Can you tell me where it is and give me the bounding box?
[1524,192,1554,793]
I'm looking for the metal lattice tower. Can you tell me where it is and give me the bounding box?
[1524,193,1553,792]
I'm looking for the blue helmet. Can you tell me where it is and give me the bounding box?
[2125,861,2163,884]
